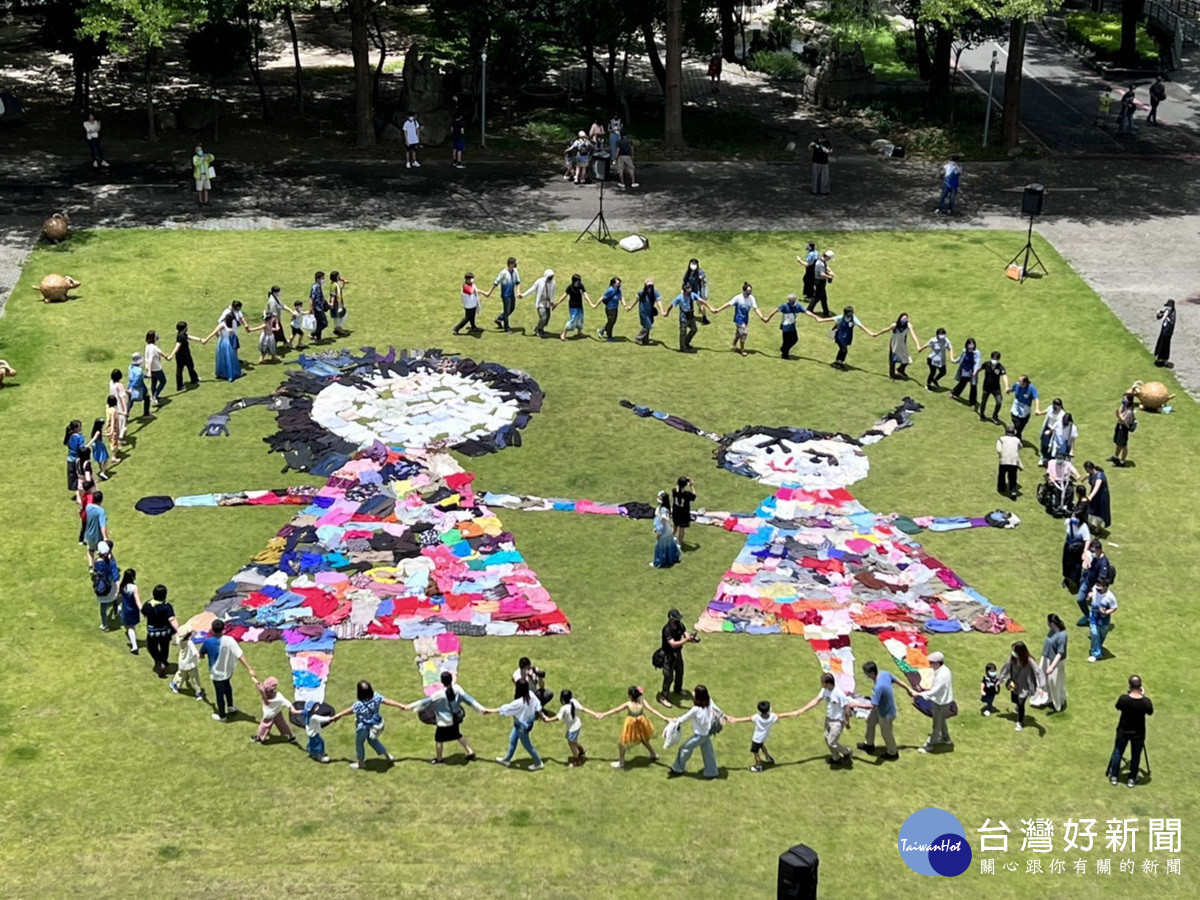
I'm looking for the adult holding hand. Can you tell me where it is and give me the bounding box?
[667,684,723,779]
[657,608,695,708]
[487,679,544,770]
[332,679,405,769]
[408,670,488,764]
[997,641,1045,732]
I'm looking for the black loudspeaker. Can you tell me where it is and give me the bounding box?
[778,844,819,899]
[1021,183,1045,216]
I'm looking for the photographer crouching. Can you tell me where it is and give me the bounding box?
[657,608,698,708]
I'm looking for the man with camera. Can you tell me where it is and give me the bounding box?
[657,608,697,708]
[810,134,832,195]
[513,656,550,704]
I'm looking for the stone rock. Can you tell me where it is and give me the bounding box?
[418,109,453,147]
[177,97,216,131]
[400,46,446,114]
[157,110,177,131]
[42,213,69,243]
[381,123,405,143]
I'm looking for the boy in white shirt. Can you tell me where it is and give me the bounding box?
[301,701,338,763]
[726,700,801,772]
[792,673,872,765]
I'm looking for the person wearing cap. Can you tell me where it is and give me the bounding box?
[570,131,591,185]
[657,609,696,708]
[251,675,297,745]
[809,249,834,317]
[1086,578,1117,663]
[628,277,664,345]
[92,539,120,631]
[128,352,151,420]
[521,269,557,337]
[899,651,954,753]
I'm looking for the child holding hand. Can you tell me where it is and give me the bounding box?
[724,700,801,772]
[251,676,297,745]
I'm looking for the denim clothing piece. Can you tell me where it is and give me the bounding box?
[1089,619,1110,658]
[503,720,541,765]
[1106,733,1144,780]
[672,733,718,777]
[308,734,326,759]
[355,726,388,761]
[213,679,234,718]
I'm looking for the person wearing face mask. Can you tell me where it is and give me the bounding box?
[1037,397,1066,466]
[997,641,1045,732]
[1008,374,1042,442]
[887,312,920,380]
[949,337,981,408]
[192,144,215,206]
[978,350,1009,424]
[626,278,665,346]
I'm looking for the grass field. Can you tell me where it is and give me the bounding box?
[1,230,1196,897]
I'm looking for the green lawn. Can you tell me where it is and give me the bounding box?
[1,230,1196,896]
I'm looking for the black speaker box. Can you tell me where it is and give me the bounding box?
[778,844,819,899]
[1022,183,1045,216]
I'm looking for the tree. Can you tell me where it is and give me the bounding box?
[1119,0,1145,63]
[346,0,382,146]
[40,0,108,110]
[900,0,1004,103]
[80,0,203,141]
[664,0,683,149]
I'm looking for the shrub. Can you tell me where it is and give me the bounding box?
[748,49,809,81]
[1064,12,1160,64]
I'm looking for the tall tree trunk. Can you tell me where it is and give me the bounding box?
[284,4,304,117]
[913,24,933,81]
[641,20,666,93]
[72,51,85,110]
[1119,0,1145,63]
[605,44,618,107]
[350,0,375,147]
[718,0,736,61]
[246,46,273,121]
[664,0,684,150]
[1002,17,1027,150]
[584,41,595,97]
[370,11,387,108]
[144,49,157,142]
[928,24,953,102]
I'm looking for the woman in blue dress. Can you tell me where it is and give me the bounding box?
[653,490,681,568]
[628,278,663,345]
[204,314,249,382]
[88,417,110,481]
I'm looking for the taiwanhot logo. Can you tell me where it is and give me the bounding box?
[897,808,973,877]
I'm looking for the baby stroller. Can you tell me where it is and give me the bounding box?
[1036,457,1079,518]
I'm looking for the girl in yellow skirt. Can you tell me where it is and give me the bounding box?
[597,685,670,769]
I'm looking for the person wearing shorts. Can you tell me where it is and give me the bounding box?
[403,113,420,168]
[615,134,638,189]
[192,144,214,206]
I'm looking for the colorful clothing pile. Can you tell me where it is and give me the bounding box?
[694,486,1019,694]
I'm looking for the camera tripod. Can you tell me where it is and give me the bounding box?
[576,179,612,244]
[1007,215,1048,283]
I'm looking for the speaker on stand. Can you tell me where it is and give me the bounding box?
[1007,183,1048,283]
[778,844,819,899]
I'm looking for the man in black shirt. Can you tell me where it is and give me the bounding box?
[1105,674,1153,788]
[810,134,832,195]
[658,608,695,708]
[978,350,1009,423]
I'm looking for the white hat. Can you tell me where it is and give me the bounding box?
[97,541,110,554]
[544,268,555,278]
[823,249,835,260]
[928,651,944,664]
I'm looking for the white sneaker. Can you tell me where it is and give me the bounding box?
[93,160,99,168]
[610,761,624,769]
[631,183,639,188]
[528,762,544,771]
[211,713,226,722]
[412,161,421,168]
[101,160,110,167]
[918,745,931,754]
[495,757,510,767]
[349,762,362,769]
[1087,656,1097,663]
[406,162,412,169]
[1014,724,1023,732]
[982,709,991,716]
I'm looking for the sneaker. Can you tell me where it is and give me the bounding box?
[649,752,659,762]
[882,752,900,760]
[93,160,99,168]
[99,473,109,481]
[982,709,992,716]
[412,161,421,168]
[610,761,625,769]
[631,183,639,188]
[1110,776,1119,786]
[597,329,605,339]
[749,765,763,773]
[495,757,511,767]
[1127,779,1136,788]
[385,754,395,762]
[286,735,297,744]
[856,742,876,753]
[169,682,180,694]
[212,714,227,722]
[195,693,206,701]
[251,736,263,743]
[101,160,110,167]
[918,745,932,754]
[430,758,444,764]
[349,762,363,769]
[656,694,674,708]
[528,762,544,771]
[227,706,238,715]
[465,753,476,761]
[763,754,775,764]
[1014,724,1023,732]
[129,648,139,655]
[1087,656,1097,663]
[406,162,412,169]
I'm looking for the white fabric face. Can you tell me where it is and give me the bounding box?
[722,434,869,489]
[309,371,522,449]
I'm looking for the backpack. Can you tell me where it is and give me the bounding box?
[92,563,116,597]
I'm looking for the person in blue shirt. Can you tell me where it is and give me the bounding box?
[128,353,151,420]
[591,276,622,341]
[711,282,767,356]
[309,271,328,343]
[1008,374,1042,442]
[762,292,807,359]
[626,278,664,345]
[63,419,85,491]
[810,305,881,369]
[484,257,521,333]
[936,157,961,214]
[667,282,709,353]
[856,661,900,759]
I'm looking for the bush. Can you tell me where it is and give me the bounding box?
[748,49,808,81]
[893,29,919,72]
[1064,12,1160,64]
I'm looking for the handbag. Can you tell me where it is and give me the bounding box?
[708,715,724,736]
[662,718,681,749]
[652,647,666,669]
[368,720,386,740]
[207,164,217,180]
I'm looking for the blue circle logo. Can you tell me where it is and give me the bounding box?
[897,808,972,877]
